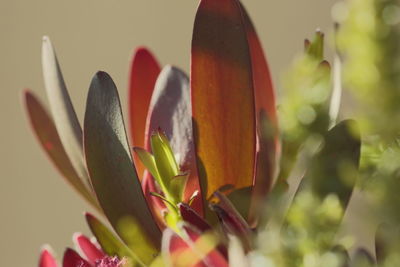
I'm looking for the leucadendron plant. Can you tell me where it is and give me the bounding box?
[22,0,400,266]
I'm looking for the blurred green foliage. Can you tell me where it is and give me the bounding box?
[256,0,400,266]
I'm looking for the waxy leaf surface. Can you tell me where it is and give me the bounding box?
[42,37,88,185]
[84,72,161,248]
[191,0,256,198]
[129,48,161,180]
[23,90,98,209]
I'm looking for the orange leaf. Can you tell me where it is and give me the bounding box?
[191,0,256,199]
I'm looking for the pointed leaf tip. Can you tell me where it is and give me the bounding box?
[133,147,159,181]
[73,233,105,264]
[41,36,88,185]
[179,203,211,232]
[39,247,58,267]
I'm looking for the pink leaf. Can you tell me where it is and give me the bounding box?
[39,247,58,267]
[73,233,105,264]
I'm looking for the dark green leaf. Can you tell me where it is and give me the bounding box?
[83,71,161,253]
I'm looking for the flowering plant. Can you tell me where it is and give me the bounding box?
[23,0,400,266]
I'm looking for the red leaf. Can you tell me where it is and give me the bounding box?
[179,203,211,232]
[39,247,58,267]
[240,5,279,227]
[211,192,252,251]
[128,47,161,181]
[191,0,256,199]
[73,233,105,264]
[62,248,91,267]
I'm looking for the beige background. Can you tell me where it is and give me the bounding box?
[1,0,338,265]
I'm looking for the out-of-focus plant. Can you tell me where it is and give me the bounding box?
[278,30,332,184]
[337,0,400,141]
[336,0,400,266]
[22,0,400,266]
